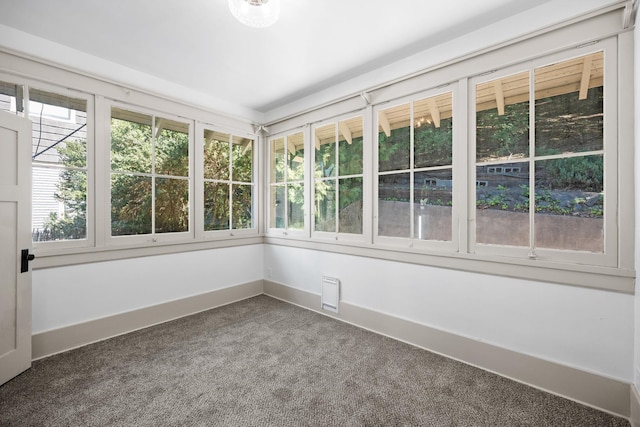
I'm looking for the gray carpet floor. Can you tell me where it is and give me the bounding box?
[0,295,630,426]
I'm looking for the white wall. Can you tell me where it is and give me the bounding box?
[32,245,264,334]
[265,244,633,382]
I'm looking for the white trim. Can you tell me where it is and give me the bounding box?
[105,101,195,245]
[468,39,616,267]
[310,111,366,242]
[33,237,264,269]
[264,280,632,418]
[631,385,640,427]
[373,87,459,252]
[264,236,634,293]
[199,123,258,237]
[266,126,309,237]
[20,81,96,251]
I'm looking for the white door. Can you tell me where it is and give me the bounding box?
[0,111,32,385]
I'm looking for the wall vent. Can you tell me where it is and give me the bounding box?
[321,276,340,313]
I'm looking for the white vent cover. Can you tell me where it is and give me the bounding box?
[321,276,340,313]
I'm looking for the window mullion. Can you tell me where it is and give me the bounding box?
[284,135,289,230]
[228,136,233,230]
[409,102,415,241]
[151,115,157,236]
[334,124,339,233]
[528,71,536,258]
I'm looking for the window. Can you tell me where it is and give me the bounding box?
[0,81,24,114]
[376,92,454,244]
[313,116,364,235]
[29,89,90,243]
[203,129,255,232]
[110,107,190,237]
[269,131,305,232]
[473,50,610,260]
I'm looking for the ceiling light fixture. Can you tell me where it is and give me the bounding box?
[228,0,280,28]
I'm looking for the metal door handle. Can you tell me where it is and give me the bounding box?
[20,249,35,273]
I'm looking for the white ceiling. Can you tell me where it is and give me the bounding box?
[0,0,622,123]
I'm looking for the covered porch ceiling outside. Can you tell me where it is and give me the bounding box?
[378,51,604,135]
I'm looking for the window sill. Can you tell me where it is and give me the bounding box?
[32,234,264,269]
[263,235,634,294]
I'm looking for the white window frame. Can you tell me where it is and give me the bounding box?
[266,126,310,238]
[373,87,459,253]
[105,100,195,246]
[468,38,617,267]
[196,122,258,239]
[21,81,96,252]
[311,111,369,244]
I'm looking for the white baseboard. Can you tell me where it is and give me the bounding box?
[631,385,640,427]
[32,280,264,360]
[264,280,631,419]
[31,279,632,420]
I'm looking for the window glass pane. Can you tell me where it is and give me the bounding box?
[535,52,604,155]
[111,109,152,174]
[378,173,410,237]
[379,104,410,172]
[0,81,23,113]
[287,133,305,182]
[414,169,452,241]
[232,136,253,183]
[232,184,252,229]
[476,72,530,163]
[339,177,363,234]
[204,182,229,231]
[315,179,336,232]
[155,119,189,177]
[155,178,189,233]
[270,185,285,229]
[315,124,336,178]
[204,130,229,180]
[111,174,152,236]
[31,90,88,242]
[32,167,87,242]
[534,155,603,252]
[338,117,363,176]
[270,137,285,183]
[476,162,529,246]
[32,107,88,165]
[288,183,305,230]
[414,93,453,168]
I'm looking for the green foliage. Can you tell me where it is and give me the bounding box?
[110,118,152,173]
[540,156,603,192]
[156,128,189,176]
[339,136,363,176]
[476,102,529,161]
[204,140,253,230]
[414,118,453,168]
[110,174,152,235]
[535,86,603,154]
[378,127,410,172]
[49,119,254,238]
[378,119,453,172]
[110,119,192,235]
[314,135,364,229]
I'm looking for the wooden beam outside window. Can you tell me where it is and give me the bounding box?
[338,121,353,144]
[494,81,505,115]
[379,111,391,137]
[428,98,441,128]
[579,55,593,100]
